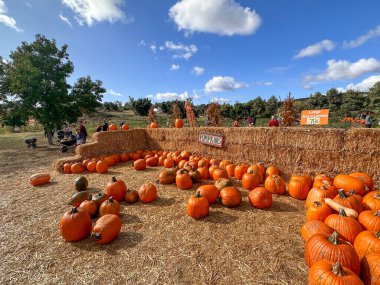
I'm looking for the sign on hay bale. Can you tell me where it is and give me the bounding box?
[198,132,224,148]
[301,109,329,125]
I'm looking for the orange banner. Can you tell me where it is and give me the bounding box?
[301,109,329,125]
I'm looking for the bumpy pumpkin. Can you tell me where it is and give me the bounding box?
[75,176,88,192]
[197,185,219,204]
[124,189,139,204]
[264,174,286,195]
[158,169,177,184]
[305,231,360,275]
[353,230,380,261]
[92,214,122,244]
[139,183,157,203]
[79,194,98,218]
[99,197,120,216]
[30,173,51,186]
[187,192,209,219]
[219,186,242,208]
[176,169,193,190]
[60,207,92,242]
[301,220,334,242]
[306,201,333,222]
[248,187,272,209]
[106,177,127,202]
[358,210,380,231]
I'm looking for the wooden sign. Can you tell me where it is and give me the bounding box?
[199,132,224,148]
[301,109,329,125]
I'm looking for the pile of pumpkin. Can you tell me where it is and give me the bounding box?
[298,173,379,284]
[60,176,158,244]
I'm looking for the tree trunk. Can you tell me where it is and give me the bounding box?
[46,127,54,145]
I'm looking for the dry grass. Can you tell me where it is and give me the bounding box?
[0,132,308,285]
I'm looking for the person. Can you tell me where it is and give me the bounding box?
[268,116,280,127]
[64,125,72,138]
[233,117,242,127]
[247,116,256,126]
[96,125,102,132]
[365,113,373,128]
[78,121,88,142]
[119,121,124,128]
[102,121,109,131]
[76,128,84,145]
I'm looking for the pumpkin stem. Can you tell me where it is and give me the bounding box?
[338,208,347,217]
[108,197,114,203]
[338,189,347,199]
[376,231,380,239]
[348,190,355,196]
[216,196,222,204]
[332,262,346,276]
[111,176,117,183]
[328,231,340,245]
[374,193,380,200]
[87,194,93,201]
[70,207,78,214]
[195,191,201,198]
[313,201,322,207]
[374,211,380,217]
[91,232,101,240]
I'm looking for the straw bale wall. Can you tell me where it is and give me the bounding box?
[54,127,380,179]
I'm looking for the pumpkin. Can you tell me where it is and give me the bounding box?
[306,201,333,222]
[358,210,380,231]
[83,159,90,167]
[198,158,210,168]
[189,169,202,183]
[124,189,139,204]
[63,163,72,174]
[146,157,158,167]
[92,214,122,244]
[87,161,97,172]
[75,176,88,192]
[234,164,248,180]
[158,156,166,166]
[121,124,129,131]
[354,230,380,261]
[67,191,90,207]
[92,192,109,207]
[305,184,338,208]
[106,177,127,202]
[349,172,373,191]
[30,173,51,186]
[219,186,242,208]
[176,169,193,190]
[96,160,108,174]
[265,166,280,178]
[187,192,209,219]
[103,156,115,166]
[242,170,260,191]
[197,167,209,180]
[209,165,219,178]
[362,191,380,212]
[120,153,130,162]
[247,165,264,183]
[288,178,310,200]
[264,174,286,195]
[164,158,175,168]
[325,198,359,219]
[313,174,334,187]
[71,163,85,174]
[324,209,363,244]
[225,164,236,178]
[134,159,146,171]
[210,158,221,166]
[150,122,158,128]
[112,154,120,164]
[60,207,92,242]
[99,197,120,216]
[248,187,272,209]
[308,260,364,285]
[79,194,97,218]
[108,124,118,131]
[361,253,380,285]
[255,162,266,177]
[131,152,142,161]
[219,160,230,170]
[301,220,334,242]
[158,169,176,184]
[213,168,228,181]
[180,150,191,160]
[334,189,363,213]
[346,189,364,204]
[304,231,360,275]
[214,178,232,191]
[333,174,366,196]
[175,118,184,128]
[139,183,157,203]
[197,185,219,204]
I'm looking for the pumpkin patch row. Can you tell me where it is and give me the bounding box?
[298,172,379,284]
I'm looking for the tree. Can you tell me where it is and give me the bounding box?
[247,96,266,117]
[368,81,380,113]
[308,91,328,109]
[1,34,104,144]
[129,97,152,116]
[265,95,280,117]
[340,90,368,116]
[220,103,234,119]
[326,88,342,112]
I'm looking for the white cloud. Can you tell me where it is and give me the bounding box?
[153,91,190,101]
[159,41,197,60]
[204,76,248,93]
[138,40,146,46]
[59,13,72,28]
[170,64,180,71]
[150,45,157,53]
[338,75,380,92]
[147,94,154,98]
[192,89,202,100]
[108,89,122,97]
[256,81,273,86]
[304,58,380,83]
[344,25,380,48]
[61,0,128,26]
[169,0,261,36]
[0,0,23,32]
[192,66,204,76]
[211,97,230,103]
[294,39,335,59]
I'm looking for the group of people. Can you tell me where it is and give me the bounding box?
[232,115,280,127]
[62,121,87,144]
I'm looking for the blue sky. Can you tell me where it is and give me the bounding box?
[1,0,380,104]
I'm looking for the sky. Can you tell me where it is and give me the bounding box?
[1,0,380,104]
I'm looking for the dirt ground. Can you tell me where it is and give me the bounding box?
[0,132,308,285]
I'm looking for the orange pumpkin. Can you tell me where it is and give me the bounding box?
[265,166,280,178]
[196,185,219,203]
[164,158,175,168]
[219,160,230,170]
[208,165,219,178]
[264,174,286,195]
[219,186,242,208]
[198,158,210,168]
[146,157,158,167]
[108,124,118,131]
[99,197,120,216]
[30,173,51,186]
[150,122,158,128]
[176,169,193,190]
[60,207,92,242]
[362,190,380,212]
[157,169,177,184]
[349,172,373,191]
[86,161,97,172]
[138,183,157,203]
[71,163,85,174]
[247,165,264,183]
[234,164,248,180]
[361,253,380,285]
[333,174,366,196]
[175,118,184,128]
[242,170,260,191]
[134,159,146,171]
[213,168,228,181]
[124,189,139,204]
[353,230,380,261]
[306,201,333,222]
[96,160,108,174]
[197,167,209,180]
[301,220,334,242]
[248,187,272,209]
[106,177,127,202]
[180,150,191,160]
[186,192,209,219]
[225,164,236,178]
[121,124,129,131]
[288,178,310,200]
[63,163,72,174]
[214,178,232,191]
[305,184,338,208]
[358,210,380,231]
[92,214,122,244]
[333,189,363,213]
[79,194,98,218]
